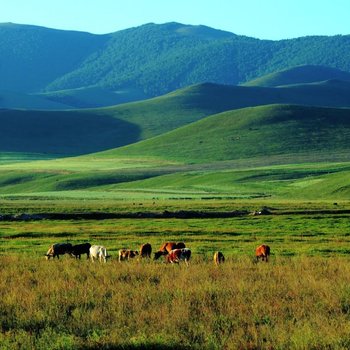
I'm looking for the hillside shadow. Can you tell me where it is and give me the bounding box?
[0,110,141,155]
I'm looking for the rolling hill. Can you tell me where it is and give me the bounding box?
[3,66,350,110]
[2,22,350,104]
[1,101,350,199]
[3,80,350,156]
[243,65,350,87]
[99,104,350,163]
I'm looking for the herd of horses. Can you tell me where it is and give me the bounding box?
[45,241,271,265]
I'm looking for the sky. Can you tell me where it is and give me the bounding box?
[1,0,349,40]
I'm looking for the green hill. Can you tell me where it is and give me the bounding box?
[3,81,350,156]
[243,65,350,87]
[0,84,231,155]
[100,104,350,163]
[1,102,350,199]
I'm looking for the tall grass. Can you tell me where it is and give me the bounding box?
[1,256,350,349]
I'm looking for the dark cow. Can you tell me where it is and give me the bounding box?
[154,242,186,260]
[166,248,191,266]
[255,244,270,262]
[118,249,139,262]
[140,243,152,258]
[45,243,72,260]
[213,251,225,266]
[70,243,91,259]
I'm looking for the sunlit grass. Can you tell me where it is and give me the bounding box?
[1,256,350,349]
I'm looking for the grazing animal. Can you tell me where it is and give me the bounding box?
[45,243,72,260]
[166,248,191,266]
[70,243,91,259]
[154,242,186,260]
[118,249,139,262]
[90,245,108,263]
[255,244,270,262]
[213,251,225,265]
[140,243,152,258]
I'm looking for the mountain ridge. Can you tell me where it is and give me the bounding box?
[2,22,350,99]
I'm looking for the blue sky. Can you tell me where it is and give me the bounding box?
[1,0,349,39]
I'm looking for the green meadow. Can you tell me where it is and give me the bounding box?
[2,142,350,349]
[1,187,350,349]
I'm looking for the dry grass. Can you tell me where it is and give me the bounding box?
[1,255,350,349]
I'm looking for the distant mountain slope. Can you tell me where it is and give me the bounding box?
[101,105,350,163]
[243,65,350,87]
[45,24,350,96]
[2,22,350,99]
[0,23,107,92]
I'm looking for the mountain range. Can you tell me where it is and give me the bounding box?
[2,22,350,107]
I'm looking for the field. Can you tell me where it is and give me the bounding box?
[2,255,350,350]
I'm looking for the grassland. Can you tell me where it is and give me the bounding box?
[1,160,350,349]
[2,256,350,350]
[1,206,350,349]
